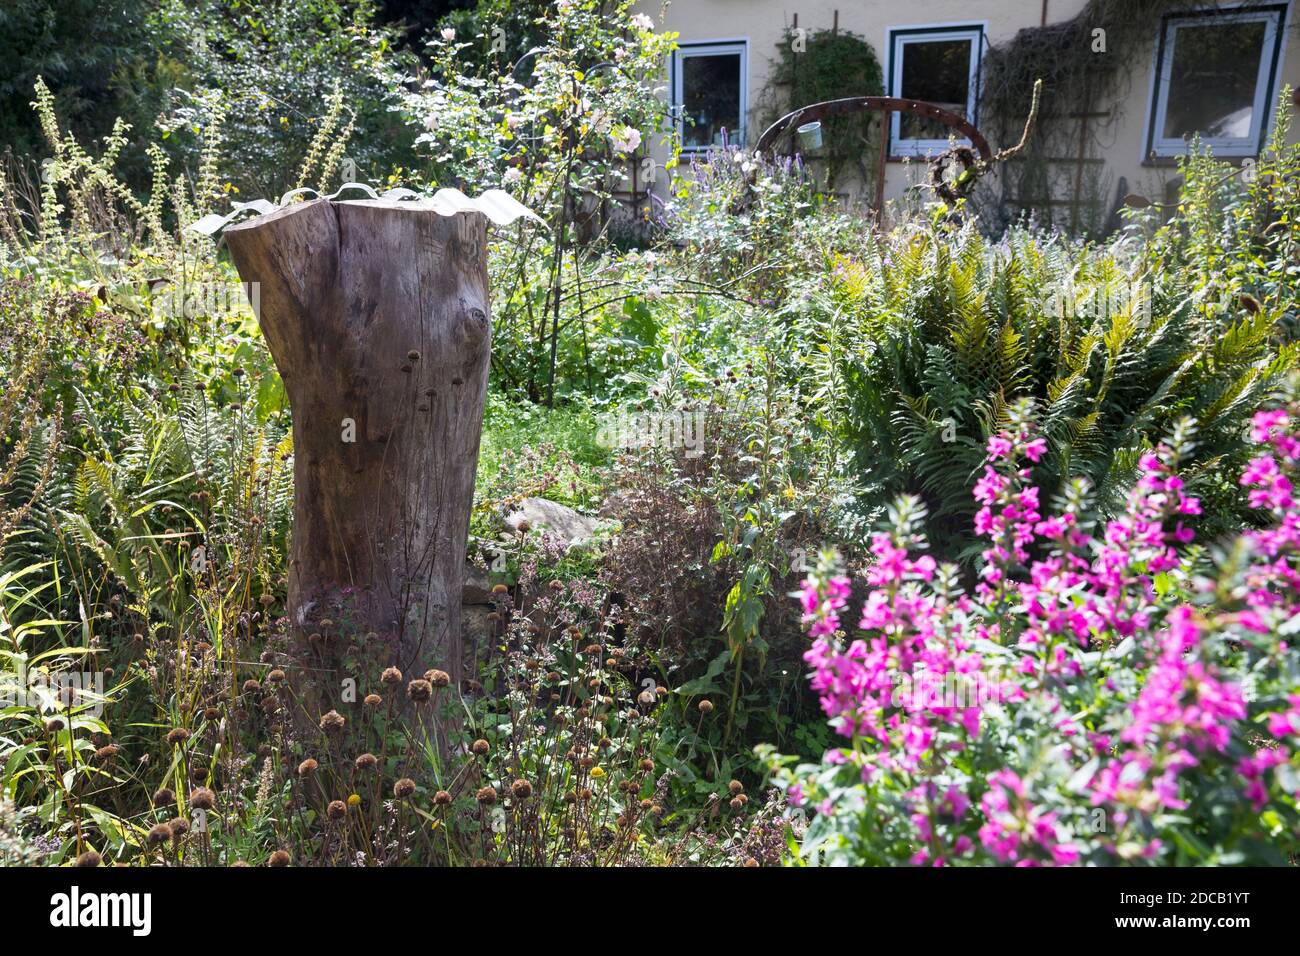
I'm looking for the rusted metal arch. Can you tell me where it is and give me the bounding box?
[755,96,992,160]
[755,97,993,221]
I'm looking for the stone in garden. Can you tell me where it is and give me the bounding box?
[462,562,493,605]
[503,497,599,548]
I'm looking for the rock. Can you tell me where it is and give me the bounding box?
[463,562,493,605]
[503,497,599,549]
[461,604,497,672]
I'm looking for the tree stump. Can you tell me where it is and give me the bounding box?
[224,198,491,700]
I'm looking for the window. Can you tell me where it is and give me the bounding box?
[888,25,983,157]
[1147,5,1287,158]
[672,41,747,150]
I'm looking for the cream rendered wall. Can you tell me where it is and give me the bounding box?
[631,0,1300,225]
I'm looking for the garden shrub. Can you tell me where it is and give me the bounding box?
[813,106,1300,560]
[771,393,1300,865]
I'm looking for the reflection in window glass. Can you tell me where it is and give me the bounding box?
[681,52,742,148]
[1163,20,1266,140]
[898,38,975,140]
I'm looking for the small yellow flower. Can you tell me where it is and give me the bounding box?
[347,793,361,807]
[590,766,606,779]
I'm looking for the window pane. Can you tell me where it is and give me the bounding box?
[1162,19,1266,141]
[681,53,742,148]
[899,38,972,140]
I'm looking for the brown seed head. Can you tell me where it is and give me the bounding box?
[354,753,378,772]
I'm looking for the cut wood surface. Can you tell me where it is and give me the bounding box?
[225,198,492,695]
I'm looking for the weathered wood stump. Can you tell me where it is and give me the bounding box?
[225,198,491,699]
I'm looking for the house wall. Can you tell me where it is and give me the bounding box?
[631,0,1300,228]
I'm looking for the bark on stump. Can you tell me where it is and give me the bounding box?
[224,198,491,703]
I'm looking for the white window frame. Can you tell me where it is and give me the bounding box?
[1147,5,1287,159]
[888,24,984,158]
[671,40,748,152]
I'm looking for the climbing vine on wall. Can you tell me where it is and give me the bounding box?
[980,0,1268,235]
[762,28,883,197]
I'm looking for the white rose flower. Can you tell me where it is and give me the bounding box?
[630,13,654,31]
[441,27,456,41]
[609,125,642,155]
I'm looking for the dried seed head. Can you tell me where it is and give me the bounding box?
[268,850,291,867]
[242,679,261,693]
[319,710,346,733]
[267,669,286,683]
[434,790,452,806]
[153,788,176,806]
[168,817,190,838]
[147,823,172,845]
[354,753,378,772]
[297,758,319,777]
[639,758,654,772]
[381,666,403,686]
[394,777,417,799]
[364,693,383,707]
[476,786,498,805]
[728,779,744,795]
[698,699,714,714]
[327,800,347,821]
[74,850,101,867]
[189,787,216,811]
[471,738,490,756]
[425,669,451,688]
[406,679,433,703]
[510,779,533,800]
[166,727,191,745]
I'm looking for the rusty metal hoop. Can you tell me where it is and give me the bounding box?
[754,97,992,221]
[755,96,992,160]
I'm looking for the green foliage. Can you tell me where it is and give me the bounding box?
[0,0,161,169]
[806,104,1300,557]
